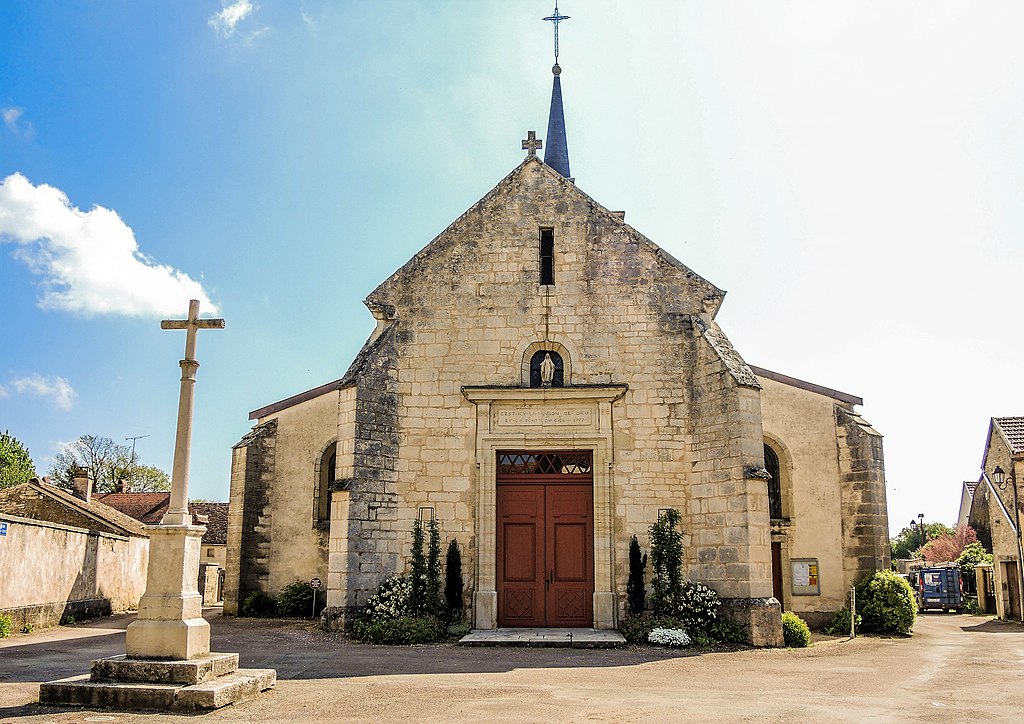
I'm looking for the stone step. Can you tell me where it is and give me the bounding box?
[459,628,626,648]
[91,652,239,685]
[39,668,276,711]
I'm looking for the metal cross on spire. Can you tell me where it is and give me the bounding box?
[543,3,570,64]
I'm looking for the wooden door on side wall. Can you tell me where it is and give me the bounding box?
[496,451,594,627]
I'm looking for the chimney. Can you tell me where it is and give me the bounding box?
[71,466,93,503]
[116,477,127,494]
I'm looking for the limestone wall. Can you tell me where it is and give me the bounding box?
[980,432,1024,620]
[757,376,852,621]
[0,513,148,630]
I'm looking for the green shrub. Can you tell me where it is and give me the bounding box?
[782,611,811,647]
[278,580,326,618]
[21,623,34,634]
[826,607,862,636]
[710,618,747,644]
[240,591,279,618]
[649,509,684,615]
[365,575,412,621]
[626,535,647,616]
[0,614,12,638]
[619,613,686,644]
[673,580,721,636]
[447,621,471,639]
[352,615,444,644]
[856,570,916,635]
[444,538,464,622]
[963,596,979,615]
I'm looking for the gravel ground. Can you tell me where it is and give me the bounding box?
[1,609,1021,723]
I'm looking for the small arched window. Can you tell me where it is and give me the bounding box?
[314,443,337,528]
[530,350,564,387]
[764,444,783,520]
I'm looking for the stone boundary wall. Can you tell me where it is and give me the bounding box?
[0,513,149,630]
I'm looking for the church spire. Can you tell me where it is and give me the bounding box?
[542,4,571,179]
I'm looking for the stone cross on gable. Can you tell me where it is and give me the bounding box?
[522,130,543,157]
[159,299,225,526]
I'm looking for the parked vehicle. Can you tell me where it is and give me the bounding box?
[909,567,963,613]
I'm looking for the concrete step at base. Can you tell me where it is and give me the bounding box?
[459,628,626,648]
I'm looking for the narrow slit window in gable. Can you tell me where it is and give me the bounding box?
[540,228,554,285]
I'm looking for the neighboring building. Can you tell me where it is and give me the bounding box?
[967,417,1024,621]
[95,493,229,569]
[0,476,149,629]
[224,54,889,643]
[95,493,229,573]
[957,480,978,528]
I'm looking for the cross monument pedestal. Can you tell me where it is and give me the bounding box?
[40,300,275,712]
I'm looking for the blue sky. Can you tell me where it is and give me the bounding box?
[2,1,1024,534]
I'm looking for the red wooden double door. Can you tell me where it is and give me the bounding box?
[496,451,594,627]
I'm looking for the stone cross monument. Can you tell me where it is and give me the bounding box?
[41,299,275,710]
[125,299,224,660]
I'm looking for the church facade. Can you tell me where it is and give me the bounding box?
[224,60,889,644]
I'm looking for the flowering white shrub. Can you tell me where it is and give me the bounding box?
[675,580,721,634]
[648,627,691,647]
[365,575,412,621]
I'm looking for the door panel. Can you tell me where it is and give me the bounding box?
[497,486,545,626]
[545,484,593,626]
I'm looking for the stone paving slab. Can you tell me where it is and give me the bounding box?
[459,628,626,648]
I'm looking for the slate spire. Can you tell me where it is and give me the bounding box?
[542,4,571,179]
[544,64,571,179]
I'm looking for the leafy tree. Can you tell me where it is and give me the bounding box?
[48,434,169,492]
[409,517,427,614]
[956,541,993,574]
[921,525,978,563]
[889,521,954,560]
[0,431,35,489]
[425,517,442,616]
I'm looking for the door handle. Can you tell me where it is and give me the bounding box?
[545,569,553,590]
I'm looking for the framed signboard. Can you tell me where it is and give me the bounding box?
[791,558,820,596]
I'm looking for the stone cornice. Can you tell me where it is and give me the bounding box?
[461,385,627,404]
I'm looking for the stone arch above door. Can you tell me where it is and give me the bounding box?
[516,339,577,387]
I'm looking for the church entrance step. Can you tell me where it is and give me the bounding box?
[459,628,625,648]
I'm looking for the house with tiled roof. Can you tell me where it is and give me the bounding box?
[95,492,229,570]
[967,416,1024,621]
[0,473,150,630]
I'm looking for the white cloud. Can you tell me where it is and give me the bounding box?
[10,374,77,411]
[0,384,8,398]
[209,0,257,38]
[0,173,217,318]
[2,106,35,140]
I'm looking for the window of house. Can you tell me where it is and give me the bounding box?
[529,349,564,387]
[540,228,554,285]
[764,444,783,520]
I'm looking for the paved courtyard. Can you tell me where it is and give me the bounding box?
[0,609,1021,722]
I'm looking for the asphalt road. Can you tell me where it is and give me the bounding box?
[1,609,1021,723]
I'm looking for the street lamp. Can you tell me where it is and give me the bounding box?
[992,464,1024,622]
[909,513,925,553]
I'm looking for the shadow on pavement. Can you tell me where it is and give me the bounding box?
[959,618,1024,634]
[0,611,720,685]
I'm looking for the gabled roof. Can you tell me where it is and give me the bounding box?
[94,492,229,546]
[190,501,228,545]
[993,417,1024,454]
[94,492,170,524]
[0,480,149,537]
[365,156,725,315]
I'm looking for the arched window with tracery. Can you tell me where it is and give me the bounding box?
[764,443,783,521]
[529,350,564,387]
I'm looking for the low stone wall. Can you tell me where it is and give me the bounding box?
[0,514,149,630]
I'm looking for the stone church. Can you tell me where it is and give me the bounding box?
[224,51,890,644]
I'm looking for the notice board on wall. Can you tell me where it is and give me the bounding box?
[791,558,820,596]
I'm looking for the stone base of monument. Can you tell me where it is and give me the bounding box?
[39,652,275,712]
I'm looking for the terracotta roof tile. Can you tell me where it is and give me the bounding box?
[95,492,228,545]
